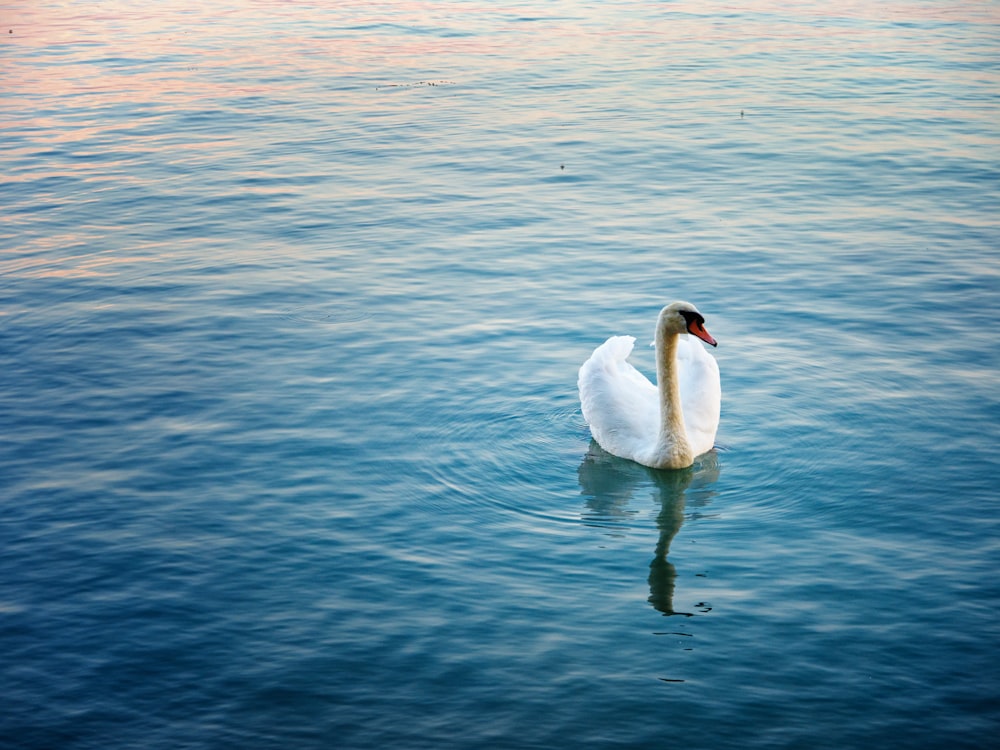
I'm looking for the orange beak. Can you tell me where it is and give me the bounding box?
[688,319,718,347]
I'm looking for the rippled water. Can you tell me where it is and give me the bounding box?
[3,2,999,748]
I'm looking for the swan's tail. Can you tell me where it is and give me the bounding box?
[581,335,635,377]
[578,335,659,462]
[577,336,637,428]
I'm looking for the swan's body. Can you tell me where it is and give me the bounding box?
[578,302,720,469]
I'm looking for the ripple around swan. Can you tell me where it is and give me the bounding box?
[409,350,870,536]
[417,401,592,525]
[415,395,738,543]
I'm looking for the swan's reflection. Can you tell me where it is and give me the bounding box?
[578,441,720,616]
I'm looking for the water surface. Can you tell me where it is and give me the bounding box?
[2,2,999,748]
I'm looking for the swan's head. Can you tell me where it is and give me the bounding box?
[658,301,718,347]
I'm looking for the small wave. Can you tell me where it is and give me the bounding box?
[374,80,456,91]
[416,402,587,525]
[279,303,372,325]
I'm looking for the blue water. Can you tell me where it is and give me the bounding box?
[3,2,999,748]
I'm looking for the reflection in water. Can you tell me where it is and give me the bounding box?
[578,442,720,616]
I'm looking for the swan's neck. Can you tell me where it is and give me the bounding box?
[655,332,694,469]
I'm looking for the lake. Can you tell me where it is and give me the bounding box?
[2,1,999,748]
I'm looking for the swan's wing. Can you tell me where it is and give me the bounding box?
[676,335,721,456]
[578,336,659,462]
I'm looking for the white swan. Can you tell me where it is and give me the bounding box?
[578,302,721,470]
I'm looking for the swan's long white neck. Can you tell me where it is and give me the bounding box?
[654,329,694,469]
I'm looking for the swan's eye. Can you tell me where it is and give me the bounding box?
[678,310,705,327]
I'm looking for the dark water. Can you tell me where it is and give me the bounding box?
[2,2,999,748]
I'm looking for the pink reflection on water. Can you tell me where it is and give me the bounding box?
[3,0,997,282]
[6,0,995,105]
